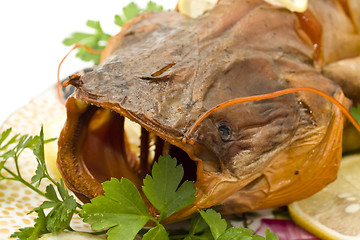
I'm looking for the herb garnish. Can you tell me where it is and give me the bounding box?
[114,1,164,27]
[1,127,278,239]
[0,127,80,239]
[62,1,165,65]
[80,155,197,240]
[62,20,111,65]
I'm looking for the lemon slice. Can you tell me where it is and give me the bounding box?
[43,114,67,181]
[264,0,308,12]
[289,154,360,240]
[178,0,218,18]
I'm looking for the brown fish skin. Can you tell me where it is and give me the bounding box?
[58,0,354,222]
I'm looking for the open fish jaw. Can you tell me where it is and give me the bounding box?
[58,0,351,221]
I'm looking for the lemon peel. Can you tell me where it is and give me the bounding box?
[289,154,360,240]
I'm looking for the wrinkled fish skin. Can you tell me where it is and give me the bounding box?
[58,0,358,222]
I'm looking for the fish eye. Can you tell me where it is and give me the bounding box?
[217,124,232,142]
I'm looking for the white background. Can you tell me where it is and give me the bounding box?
[0,0,177,125]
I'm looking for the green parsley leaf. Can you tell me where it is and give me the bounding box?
[0,128,41,180]
[10,227,35,240]
[31,135,45,186]
[80,178,153,240]
[14,135,37,152]
[199,209,228,239]
[0,132,38,162]
[114,1,164,27]
[43,181,78,232]
[265,229,279,240]
[123,3,141,22]
[44,184,61,202]
[217,227,255,240]
[198,209,279,240]
[63,20,111,64]
[146,1,165,12]
[11,209,47,240]
[142,225,169,240]
[184,212,213,240]
[113,15,125,27]
[189,212,211,235]
[142,154,196,221]
[31,127,54,188]
[0,128,12,149]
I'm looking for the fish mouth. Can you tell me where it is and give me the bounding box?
[57,95,201,204]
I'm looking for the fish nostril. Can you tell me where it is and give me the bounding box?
[217,124,232,142]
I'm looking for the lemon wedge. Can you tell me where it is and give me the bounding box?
[289,154,360,240]
[43,114,67,181]
[178,0,218,18]
[264,0,308,12]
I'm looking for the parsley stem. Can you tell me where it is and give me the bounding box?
[29,209,47,240]
[45,172,57,186]
[14,154,22,178]
[3,166,47,198]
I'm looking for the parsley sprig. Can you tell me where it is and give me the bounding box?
[80,155,197,240]
[63,20,111,65]
[63,1,165,65]
[80,155,278,240]
[197,209,278,240]
[0,128,42,195]
[114,1,164,27]
[1,127,278,239]
[0,128,80,239]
